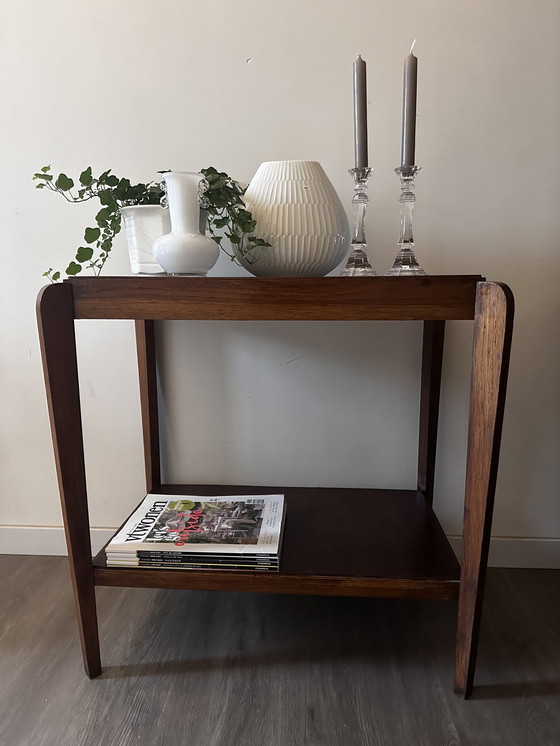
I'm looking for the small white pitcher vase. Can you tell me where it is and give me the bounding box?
[152,172,219,276]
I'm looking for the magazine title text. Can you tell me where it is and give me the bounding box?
[124,501,167,542]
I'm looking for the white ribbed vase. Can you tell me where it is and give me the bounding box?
[120,205,170,275]
[241,160,349,277]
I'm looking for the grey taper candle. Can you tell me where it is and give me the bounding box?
[401,42,418,168]
[353,55,368,168]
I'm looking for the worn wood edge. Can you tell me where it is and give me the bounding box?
[454,280,515,699]
[93,567,459,599]
[66,276,484,288]
[36,281,75,321]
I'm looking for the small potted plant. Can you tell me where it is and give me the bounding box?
[33,165,269,280]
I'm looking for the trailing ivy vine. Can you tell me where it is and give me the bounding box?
[34,165,268,281]
[34,165,162,281]
[199,166,270,265]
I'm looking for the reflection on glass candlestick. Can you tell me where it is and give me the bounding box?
[386,165,426,275]
[340,167,377,276]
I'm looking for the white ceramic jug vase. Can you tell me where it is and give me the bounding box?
[152,172,219,276]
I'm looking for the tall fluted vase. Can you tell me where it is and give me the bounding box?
[152,171,219,276]
[241,160,349,277]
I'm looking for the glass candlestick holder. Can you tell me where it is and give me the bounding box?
[340,166,377,276]
[386,165,426,275]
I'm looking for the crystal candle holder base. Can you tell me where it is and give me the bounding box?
[340,167,377,276]
[386,165,426,276]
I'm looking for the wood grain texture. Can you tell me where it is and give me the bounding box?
[417,320,446,505]
[454,282,515,698]
[67,275,484,321]
[135,320,161,492]
[94,567,458,599]
[2,557,560,746]
[36,283,101,678]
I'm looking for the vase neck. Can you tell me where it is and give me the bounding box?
[164,172,202,233]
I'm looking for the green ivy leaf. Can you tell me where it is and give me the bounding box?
[52,271,61,281]
[66,261,82,275]
[84,227,101,243]
[98,190,115,206]
[76,246,94,262]
[41,165,51,173]
[55,173,74,191]
[79,167,93,186]
[95,207,112,224]
[236,216,256,232]
[115,178,131,199]
[211,176,228,189]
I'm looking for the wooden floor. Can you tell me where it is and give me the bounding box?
[1,556,559,746]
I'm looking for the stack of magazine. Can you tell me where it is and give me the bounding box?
[105,493,286,572]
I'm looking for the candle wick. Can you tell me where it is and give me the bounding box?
[409,39,417,55]
[356,53,363,60]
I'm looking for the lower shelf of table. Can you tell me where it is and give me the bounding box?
[93,485,461,600]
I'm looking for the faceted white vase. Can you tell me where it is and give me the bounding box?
[241,160,349,277]
[120,205,170,275]
[152,171,219,276]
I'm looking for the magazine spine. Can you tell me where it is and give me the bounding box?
[109,561,279,572]
[107,551,278,562]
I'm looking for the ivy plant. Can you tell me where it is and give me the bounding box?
[33,165,268,281]
[199,166,270,265]
[33,165,162,281]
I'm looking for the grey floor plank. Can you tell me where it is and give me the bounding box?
[1,556,559,746]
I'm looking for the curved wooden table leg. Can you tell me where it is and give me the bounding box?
[454,282,514,697]
[37,283,101,678]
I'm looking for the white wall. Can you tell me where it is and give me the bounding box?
[1,0,559,566]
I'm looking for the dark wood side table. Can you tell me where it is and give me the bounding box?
[37,276,513,698]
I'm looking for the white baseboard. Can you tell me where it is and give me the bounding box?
[447,535,560,569]
[0,526,114,557]
[1,527,560,568]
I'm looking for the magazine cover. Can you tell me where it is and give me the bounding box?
[106,494,285,555]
